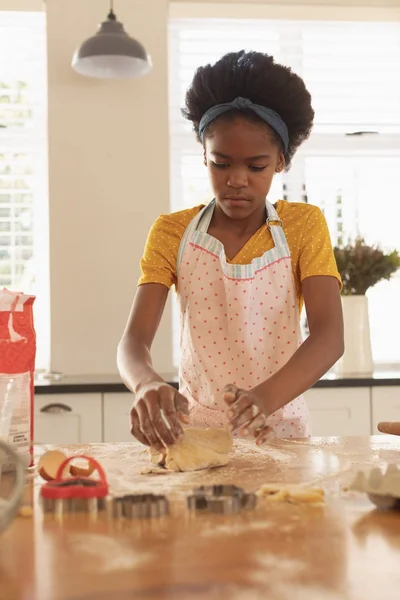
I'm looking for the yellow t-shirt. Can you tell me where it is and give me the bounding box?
[138,201,341,312]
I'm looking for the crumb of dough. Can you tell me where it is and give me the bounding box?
[139,465,173,475]
[258,484,325,505]
[18,505,34,517]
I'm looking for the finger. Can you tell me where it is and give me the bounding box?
[179,412,190,425]
[227,393,252,418]
[228,395,254,430]
[158,387,183,439]
[233,406,257,432]
[236,409,265,435]
[241,413,267,437]
[174,391,190,420]
[378,422,400,436]
[136,400,164,451]
[222,384,240,406]
[255,426,274,446]
[130,408,151,446]
[144,390,176,448]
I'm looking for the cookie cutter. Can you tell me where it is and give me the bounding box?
[187,493,242,515]
[193,484,243,497]
[40,455,108,515]
[112,493,169,519]
[187,484,257,515]
[349,463,400,510]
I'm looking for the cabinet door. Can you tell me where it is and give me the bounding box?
[34,394,102,444]
[305,387,371,436]
[103,393,134,443]
[371,387,400,434]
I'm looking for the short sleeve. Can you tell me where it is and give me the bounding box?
[138,216,180,289]
[299,206,342,287]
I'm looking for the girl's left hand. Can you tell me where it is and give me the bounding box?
[378,422,400,436]
[222,384,274,445]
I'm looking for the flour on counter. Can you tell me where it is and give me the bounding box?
[256,554,305,573]
[248,555,349,600]
[173,583,349,600]
[267,584,349,600]
[66,533,151,572]
[233,439,297,463]
[201,520,274,537]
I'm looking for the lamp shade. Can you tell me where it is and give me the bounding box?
[72,11,152,79]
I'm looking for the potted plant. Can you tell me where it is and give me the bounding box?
[333,238,400,375]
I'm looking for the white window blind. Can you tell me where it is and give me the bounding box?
[169,18,400,367]
[0,11,49,370]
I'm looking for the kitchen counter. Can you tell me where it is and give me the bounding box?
[1,436,400,600]
[34,371,400,394]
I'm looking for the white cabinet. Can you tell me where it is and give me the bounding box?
[305,387,371,436]
[372,387,400,435]
[33,384,400,443]
[103,392,134,442]
[34,394,102,444]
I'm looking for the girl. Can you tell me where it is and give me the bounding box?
[117,50,344,453]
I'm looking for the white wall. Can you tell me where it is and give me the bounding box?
[46,0,172,375]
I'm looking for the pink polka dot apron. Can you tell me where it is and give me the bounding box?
[176,199,310,438]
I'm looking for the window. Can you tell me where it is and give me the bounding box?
[169,17,400,368]
[0,11,49,370]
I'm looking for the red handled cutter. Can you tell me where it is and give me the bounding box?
[40,455,108,515]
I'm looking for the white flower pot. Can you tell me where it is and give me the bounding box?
[334,295,373,376]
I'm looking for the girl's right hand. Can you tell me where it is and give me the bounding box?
[130,382,189,451]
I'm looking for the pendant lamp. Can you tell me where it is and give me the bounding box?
[71,1,152,79]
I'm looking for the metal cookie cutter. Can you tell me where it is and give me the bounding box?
[112,493,169,519]
[193,484,243,497]
[187,493,242,515]
[187,484,257,515]
[40,455,108,516]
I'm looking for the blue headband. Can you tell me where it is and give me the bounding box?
[198,96,289,153]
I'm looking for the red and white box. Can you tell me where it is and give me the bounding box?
[0,288,36,468]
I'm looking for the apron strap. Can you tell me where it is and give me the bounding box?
[177,202,213,272]
[265,200,289,254]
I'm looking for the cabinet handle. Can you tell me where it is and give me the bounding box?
[40,403,72,414]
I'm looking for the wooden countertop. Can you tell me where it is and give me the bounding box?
[1,436,400,600]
